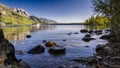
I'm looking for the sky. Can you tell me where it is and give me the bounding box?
[0,0,94,23]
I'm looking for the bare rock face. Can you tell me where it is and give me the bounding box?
[13,8,30,17]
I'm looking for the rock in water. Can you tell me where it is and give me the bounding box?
[88,30,94,34]
[43,40,47,43]
[28,45,45,54]
[0,28,5,40]
[74,32,79,34]
[82,37,95,42]
[80,29,88,33]
[26,35,32,38]
[48,45,66,54]
[45,41,56,47]
[100,35,110,40]
[85,34,91,37]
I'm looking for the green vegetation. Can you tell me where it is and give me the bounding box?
[92,0,120,28]
[84,15,110,25]
[0,4,34,25]
[0,14,34,25]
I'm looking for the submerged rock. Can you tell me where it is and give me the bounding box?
[74,32,79,34]
[48,45,66,54]
[45,41,56,47]
[63,39,67,41]
[67,33,72,35]
[28,45,45,54]
[85,45,90,48]
[20,61,31,68]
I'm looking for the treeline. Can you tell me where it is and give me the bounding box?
[84,15,110,25]
[92,0,120,28]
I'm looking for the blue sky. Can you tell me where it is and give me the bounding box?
[0,0,93,23]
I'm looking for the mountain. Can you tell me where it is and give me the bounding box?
[0,3,57,25]
[39,18,57,24]
[30,15,57,24]
[0,4,34,25]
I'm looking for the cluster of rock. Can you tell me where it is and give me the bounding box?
[80,29,106,42]
[73,28,120,68]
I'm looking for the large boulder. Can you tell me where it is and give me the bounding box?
[45,41,56,47]
[28,45,45,54]
[0,39,19,65]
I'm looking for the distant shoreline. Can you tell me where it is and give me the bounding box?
[50,23,85,25]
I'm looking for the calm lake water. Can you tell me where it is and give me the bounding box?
[1,25,109,68]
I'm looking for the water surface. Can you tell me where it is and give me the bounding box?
[2,25,109,68]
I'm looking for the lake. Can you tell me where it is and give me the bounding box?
[1,25,109,68]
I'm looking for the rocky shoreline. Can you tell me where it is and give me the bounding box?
[73,28,120,68]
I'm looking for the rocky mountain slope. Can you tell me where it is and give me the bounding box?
[0,3,57,25]
[0,4,34,25]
